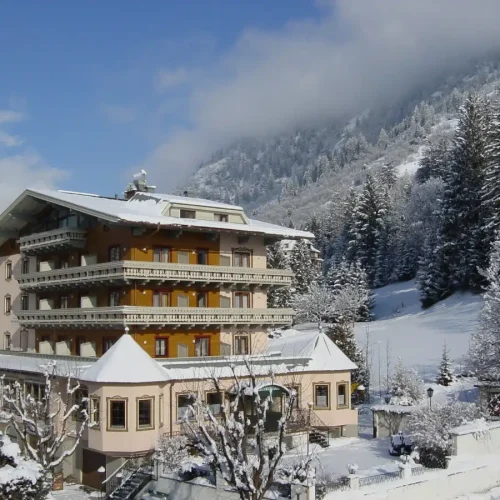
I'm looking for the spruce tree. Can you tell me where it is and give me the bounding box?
[415,138,450,184]
[436,342,453,386]
[435,94,490,295]
[482,99,500,245]
[289,239,317,296]
[267,242,292,308]
[469,239,500,380]
[348,174,386,285]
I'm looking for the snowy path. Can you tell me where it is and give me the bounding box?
[355,281,483,384]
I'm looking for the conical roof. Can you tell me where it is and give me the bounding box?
[80,334,171,383]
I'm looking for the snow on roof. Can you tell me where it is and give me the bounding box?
[265,328,358,372]
[0,188,312,240]
[80,334,171,384]
[135,192,242,210]
[370,404,418,414]
[449,420,500,436]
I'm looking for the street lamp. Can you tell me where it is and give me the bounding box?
[98,466,106,499]
[427,387,434,409]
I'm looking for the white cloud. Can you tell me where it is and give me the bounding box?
[0,131,22,147]
[102,105,136,124]
[140,0,500,188]
[0,153,68,210]
[0,110,23,125]
[155,68,189,92]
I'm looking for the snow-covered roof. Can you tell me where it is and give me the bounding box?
[370,404,418,414]
[79,334,172,384]
[0,328,355,384]
[0,188,313,247]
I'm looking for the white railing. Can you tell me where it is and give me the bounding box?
[18,261,293,289]
[15,306,295,327]
[19,228,87,253]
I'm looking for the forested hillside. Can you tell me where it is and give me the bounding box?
[182,60,500,307]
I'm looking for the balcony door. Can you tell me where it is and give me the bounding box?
[195,337,209,357]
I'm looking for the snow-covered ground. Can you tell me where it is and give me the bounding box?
[456,486,500,499]
[355,281,483,384]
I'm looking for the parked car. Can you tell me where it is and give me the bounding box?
[389,433,414,456]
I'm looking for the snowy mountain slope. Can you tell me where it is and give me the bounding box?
[180,61,500,226]
[354,281,483,385]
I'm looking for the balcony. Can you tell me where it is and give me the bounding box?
[15,306,295,328]
[18,261,293,290]
[19,228,87,255]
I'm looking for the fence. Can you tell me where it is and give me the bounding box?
[359,470,401,487]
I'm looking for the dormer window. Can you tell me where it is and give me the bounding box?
[215,213,228,222]
[180,209,195,219]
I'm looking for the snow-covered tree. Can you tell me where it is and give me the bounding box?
[469,239,500,380]
[1,361,89,474]
[415,138,450,184]
[325,258,372,321]
[390,359,423,405]
[436,342,454,386]
[155,435,190,475]
[266,243,292,308]
[289,240,317,296]
[293,282,369,331]
[405,401,482,468]
[0,434,51,500]
[182,362,310,500]
[347,174,387,285]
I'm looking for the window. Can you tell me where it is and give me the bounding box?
[234,250,251,267]
[215,213,228,222]
[21,259,29,275]
[234,292,250,308]
[5,261,12,280]
[3,333,11,351]
[109,290,121,307]
[337,382,349,409]
[195,337,210,357]
[197,249,208,265]
[153,247,170,263]
[59,256,69,269]
[314,384,330,409]
[103,337,117,353]
[60,296,68,309]
[4,295,11,315]
[287,385,300,409]
[21,295,29,311]
[206,392,223,415]
[196,292,207,307]
[155,337,168,357]
[108,399,127,430]
[153,291,170,307]
[234,335,249,355]
[108,246,121,262]
[180,209,195,219]
[137,398,154,429]
[176,294,189,307]
[90,397,100,427]
[76,336,86,356]
[73,387,89,421]
[25,381,44,402]
[177,394,195,421]
[177,251,190,264]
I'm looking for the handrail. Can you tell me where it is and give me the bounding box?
[102,458,131,485]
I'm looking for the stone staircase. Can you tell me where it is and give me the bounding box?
[309,429,330,448]
[104,454,154,500]
[108,469,152,499]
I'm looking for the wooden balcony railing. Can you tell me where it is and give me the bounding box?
[18,261,293,290]
[15,306,295,328]
[19,228,87,254]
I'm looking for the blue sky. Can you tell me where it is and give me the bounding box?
[1,1,500,207]
[0,1,320,198]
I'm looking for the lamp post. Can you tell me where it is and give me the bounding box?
[427,387,434,409]
[98,466,106,499]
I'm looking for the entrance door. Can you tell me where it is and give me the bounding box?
[82,449,106,490]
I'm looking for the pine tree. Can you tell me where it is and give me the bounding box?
[325,322,369,387]
[348,174,387,285]
[436,342,453,386]
[289,239,317,296]
[434,94,490,296]
[377,128,390,150]
[325,258,373,321]
[469,238,500,380]
[267,243,292,308]
[482,99,500,245]
[415,138,450,184]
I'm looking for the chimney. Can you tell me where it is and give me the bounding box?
[124,170,156,200]
[183,190,189,197]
